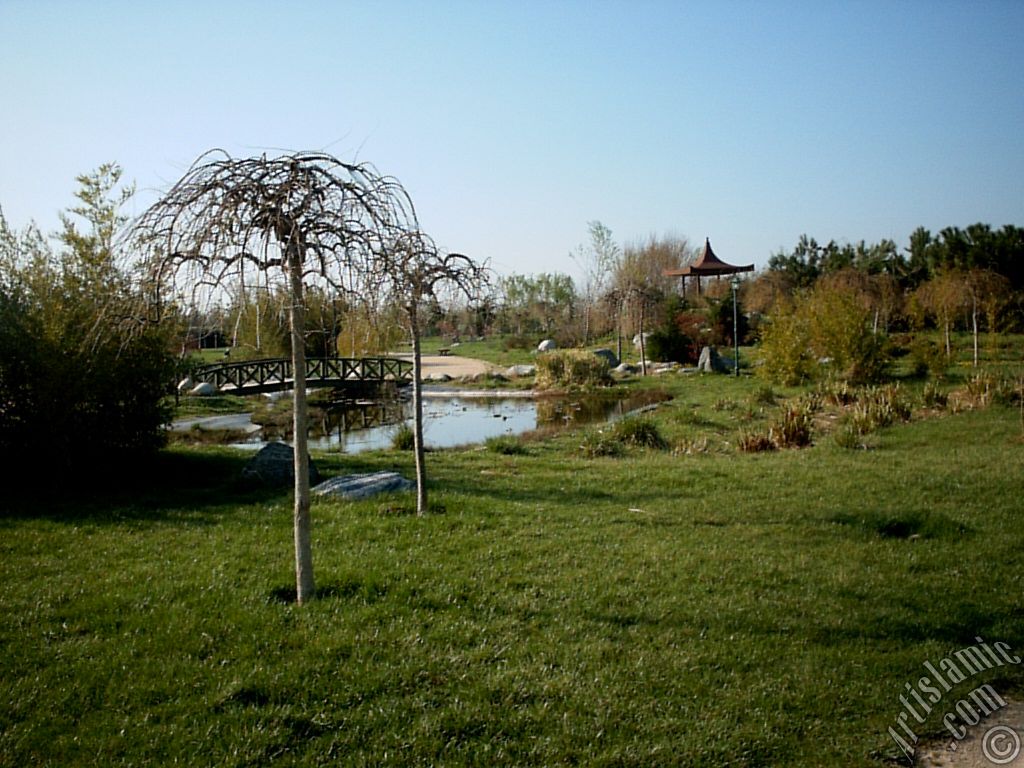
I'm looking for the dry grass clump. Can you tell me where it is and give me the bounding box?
[536,350,613,390]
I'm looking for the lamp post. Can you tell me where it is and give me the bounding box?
[731,275,741,377]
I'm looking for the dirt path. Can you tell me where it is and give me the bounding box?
[391,353,496,379]
[914,699,1023,767]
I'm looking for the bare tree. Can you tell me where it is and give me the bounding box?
[570,221,619,343]
[125,150,416,604]
[380,231,488,516]
[607,282,658,375]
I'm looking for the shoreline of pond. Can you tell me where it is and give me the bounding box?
[169,387,672,454]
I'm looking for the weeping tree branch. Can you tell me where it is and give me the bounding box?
[123,149,418,604]
[376,230,490,516]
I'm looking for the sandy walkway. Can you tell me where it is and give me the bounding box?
[912,698,1023,767]
[390,353,496,379]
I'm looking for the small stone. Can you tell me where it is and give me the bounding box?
[313,471,414,500]
[537,339,557,352]
[241,442,321,488]
[190,381,217,396]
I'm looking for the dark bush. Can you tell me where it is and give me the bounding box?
[612,416,667,449]
[0,171,177,480]
[645,296,703,364]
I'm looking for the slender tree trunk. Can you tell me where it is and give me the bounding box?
[944,318,951,358]
[287,243,315,604]
[638,299,648,376]
[971,296,979,367]
[410,309,428,516]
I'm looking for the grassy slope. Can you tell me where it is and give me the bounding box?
[2,380,1023,766]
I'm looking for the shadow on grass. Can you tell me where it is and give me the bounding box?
[806,604,1015,648]
[268,576,391,605]
[828,510,970,540]
[0,446,397,524]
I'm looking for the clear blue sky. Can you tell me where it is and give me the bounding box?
[2,0,1022,279]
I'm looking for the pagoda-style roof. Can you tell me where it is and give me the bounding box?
[663,238,754,278]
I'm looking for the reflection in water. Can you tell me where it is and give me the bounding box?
[249,389,672,454]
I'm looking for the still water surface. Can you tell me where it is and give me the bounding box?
[174,389,670,454]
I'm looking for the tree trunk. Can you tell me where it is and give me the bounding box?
[971,296,979,367]
[638,300,647,376]
[287,243,315,604]
[410,313,428,516]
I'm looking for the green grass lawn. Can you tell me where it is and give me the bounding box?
[2,376,1023,766]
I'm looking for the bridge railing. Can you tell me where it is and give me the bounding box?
[192,356,413,394]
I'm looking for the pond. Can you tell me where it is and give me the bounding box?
[172,388,671,454]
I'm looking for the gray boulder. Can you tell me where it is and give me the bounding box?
[189,381,217,396]
[506,364,536,377]
[241,442,321,488]
[592,348,619,368]
[632,332,650,349]
[697,346,735,373]
[177,376,194,393]
[313,471,414,500]
[614,362,638,375]
[537,339,557,352]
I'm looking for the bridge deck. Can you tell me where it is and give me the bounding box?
[192,356,413,396]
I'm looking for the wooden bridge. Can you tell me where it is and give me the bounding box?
[192,356,414,396]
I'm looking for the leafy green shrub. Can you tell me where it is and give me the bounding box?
[909,338,948,379]
[578,429,624,458]
[756,302,816,385]
[646,296,702,364]
[706,292,749,347]
[758,283,890,385]
[536,350,612,389]
[807,287,890,385]
[390,423,415,450]
[0,188,176,477]
[485,435,527,455]
[612,416,667,449]
[644,329,687,364]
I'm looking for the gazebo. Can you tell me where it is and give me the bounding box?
[663,238,754,295]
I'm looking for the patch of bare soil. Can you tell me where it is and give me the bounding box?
[914,699,1024,767]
